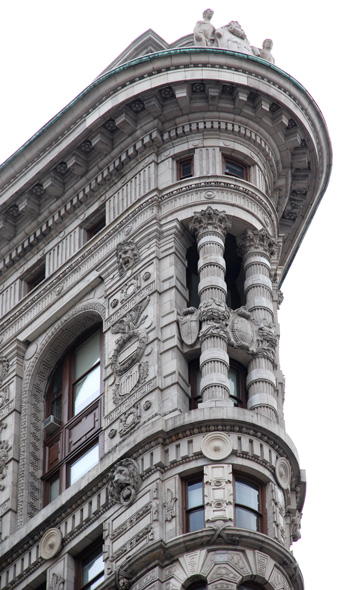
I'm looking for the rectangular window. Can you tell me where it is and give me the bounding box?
[184,476,205,532]
[178,157,193,180]
[70,443,99,486]
[223,156,247,180]
[77,542,104,590]
[228,359,247,407]
[234,477,263,532]
[21,261,46,296]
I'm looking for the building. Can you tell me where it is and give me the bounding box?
[0,12,331,590]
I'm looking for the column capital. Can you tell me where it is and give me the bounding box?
[237,228,277,259]
[189,206,230,240]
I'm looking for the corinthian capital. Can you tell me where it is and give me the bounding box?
[189,206,231,240]
[237,228,277,258]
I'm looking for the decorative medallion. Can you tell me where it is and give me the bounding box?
[275,457,291,490]
[201,432,233,460]
[228,307,256,352]
[39,528,63,560]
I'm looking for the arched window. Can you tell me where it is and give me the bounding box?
[43,324,103,503]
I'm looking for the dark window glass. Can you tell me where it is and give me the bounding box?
[224,158,246,179]
[186,242,200,308]
[189,359,202,410]
[178,157,193,179]
[224,234,243,309]
[79,544,104,590]
[228,359,246,407]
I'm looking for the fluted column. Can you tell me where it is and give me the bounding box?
[190,207,231,403]
[237,228,278,421]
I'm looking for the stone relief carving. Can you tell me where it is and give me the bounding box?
[215,21,257,55]
[275,457,291,490]
[39,527,63,560]
[193,8,215,46]
[119,403,141,438]
[120,274,141,302]
[189,205,231,239]
[201,432,233,460]
[204,464,234,523]
[178,307,199,345]
[290,509,302,542]
[199,298,230,323]
[0,435,9,491]
[0,357,9,387]
[111,297,149,377]
[48,573,65,590]
[256,320,278,363]
[237,227,277,259]
[108,459,141,506]
[113,362,149,403]
[164,488,177,521]
[116,241,140,276]
[115,566,132,590]
[271,483,286,546]
[228,306,256,352]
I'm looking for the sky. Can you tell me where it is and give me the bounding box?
[1,1,347,588]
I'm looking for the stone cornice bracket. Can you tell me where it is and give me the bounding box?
[237,228,277,260]
[189,206,231,240]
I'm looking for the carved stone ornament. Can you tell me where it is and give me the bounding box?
[116,240,140,276]
[237,228,276,258]
[113,362,149,402]
[199,298,230,323]
[119,403,141,437]
[111,297,149,376]
[0,357,9,387]
[164,488,177,521]
[0,439,10,489]
[108,458,141,506]
[228,307,256,352]
[189,206,231,239]
[193,8,215,46]
[48,573,65,590]
[275,457,291,490]
[39,528,63,560]
[199,322,228,342]
[255,320,277,363]
[201,432,233,460]
[178,307,199,345]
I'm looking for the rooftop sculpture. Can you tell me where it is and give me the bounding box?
[193,9,275,63]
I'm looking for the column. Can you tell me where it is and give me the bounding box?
[237,228,278,421]
[189,206,231,404]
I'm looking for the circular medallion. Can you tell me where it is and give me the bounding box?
[201,432,233,460]
[275,457,291,490]
[39,528,62,560]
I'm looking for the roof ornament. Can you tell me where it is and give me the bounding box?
[193,9,275,63]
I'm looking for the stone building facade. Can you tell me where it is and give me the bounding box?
[0,13,331,590]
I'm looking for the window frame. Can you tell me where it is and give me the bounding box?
[223,155,248,181]
[75,540,104,590]
[183,475,205,533]
[233,474,266,533]
[43,325,103,504]
[177,156,194,180]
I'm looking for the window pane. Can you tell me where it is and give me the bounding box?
[82,552,104,590]
[70,444,99,485]
[189,507,205,531]
[187,480,203,508]
[236,506,259,531]
[49,477,60,503]
[75,331,100,381]
[74,365,100,415]
[228,367,239,403]
[235,480,259,511]
[225,160,245,178]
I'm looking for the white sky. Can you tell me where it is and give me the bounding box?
[1,2,347,588]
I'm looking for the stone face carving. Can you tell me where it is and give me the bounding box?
[215,21,257,55]
[193,8,215,46]
[201,432,233,460]
[116,241,140,276]
[260,39,275,64]
[108,459,141,506]
[39,528,63,560]
[178,307,199,345]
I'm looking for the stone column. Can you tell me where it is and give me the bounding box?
[237,228,278,421]
[190,206,231,404]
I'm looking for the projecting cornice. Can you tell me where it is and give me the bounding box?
[0,48,332,281]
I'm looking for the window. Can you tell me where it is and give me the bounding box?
[178,157,193,180]
[189,358,246,409]
[228,359,247,407]
[186,242,200,308]
[76,542,104,590]
[21,261,46,295]
[234,477,264,532]
[224,233,243,309]
[184,476,205,532]
[43,326,103,503]
[223,156,247,180]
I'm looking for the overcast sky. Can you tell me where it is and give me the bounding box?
[1,2,347,588]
